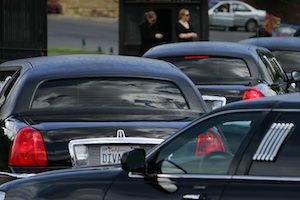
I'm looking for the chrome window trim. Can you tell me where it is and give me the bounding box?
[128,172,231,179]
[157,174,232,179]
[232,175,300,182]
[129,172,300,182]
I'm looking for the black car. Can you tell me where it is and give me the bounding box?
[143,42,295,104]
[2,93,300,199]
[0,55,207,175]
[240,37,300,88]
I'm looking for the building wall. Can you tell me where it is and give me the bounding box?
[242,0,300,24]
[57,0,118,17]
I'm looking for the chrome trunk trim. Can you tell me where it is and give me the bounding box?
[0,171,36,178]
[69,137,164,167]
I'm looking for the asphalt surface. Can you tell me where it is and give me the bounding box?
[48,15,254,54]
[48,15,118,53]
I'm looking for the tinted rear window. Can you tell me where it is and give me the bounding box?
[272,51,300,73]
[170,57,251,84]
[32,78,189,111]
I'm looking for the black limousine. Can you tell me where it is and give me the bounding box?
[1,93,300,200]
[0,55,207,176]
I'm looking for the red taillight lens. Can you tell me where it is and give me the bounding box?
[195,129,225,156]
[184,55,209,59]
[242,88,264,101]
[9,127,47,167]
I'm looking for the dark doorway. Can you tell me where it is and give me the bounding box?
[119,0,209,56]
[154,9,172,44]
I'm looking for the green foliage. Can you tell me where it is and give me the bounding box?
[48,48,104,56]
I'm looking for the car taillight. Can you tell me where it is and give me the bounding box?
[242,88,264,101]
[9,127,47,167]
[195,129,225,156]
[184,55,209,59]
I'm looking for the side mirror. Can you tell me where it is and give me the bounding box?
[121,149,146,173]
[214,9,218,13]
[291,71,300,82]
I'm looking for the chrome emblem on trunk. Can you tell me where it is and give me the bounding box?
[116,129,126,138]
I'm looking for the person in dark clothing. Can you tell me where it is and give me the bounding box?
[175,9,198,42]
[252,15,281,38]
[139,11,164,55]
[294,28,300,37]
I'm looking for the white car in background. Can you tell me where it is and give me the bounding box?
[209,1,266,32]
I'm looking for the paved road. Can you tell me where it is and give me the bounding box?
[48,15,119,53]
[48,15,253,54]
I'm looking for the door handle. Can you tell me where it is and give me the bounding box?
[182,194,200,200]
[182,193,210,200]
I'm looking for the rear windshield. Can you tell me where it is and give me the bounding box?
[32,78,189,111]
[272,51,300,73]
[168,57,251,85]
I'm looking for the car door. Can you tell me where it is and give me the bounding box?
[232,3,252,26]
[222,111,300,200]
[105,111,267,200]
[211,3,234,27]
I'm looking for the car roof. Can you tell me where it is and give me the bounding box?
[0,55,208,117]
[214,1,249,5]
[143,42,266,60]
[0,54,182,78]
[210,93,300,114]
[240,37,300,52]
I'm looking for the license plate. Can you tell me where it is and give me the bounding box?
[100,146,138,165]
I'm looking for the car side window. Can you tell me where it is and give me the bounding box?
[249,112,300,177]
[153,112,261,175]
[232,4,251,12]
[216,3,231,13]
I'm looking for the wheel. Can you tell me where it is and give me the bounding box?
[245,20,258,32]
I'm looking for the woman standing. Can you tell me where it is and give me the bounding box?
[139,11,164,55]
[256,15,281,37]
[175,9,198,42]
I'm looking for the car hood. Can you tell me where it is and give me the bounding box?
[0,167,122,199]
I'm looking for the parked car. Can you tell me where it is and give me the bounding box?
[3,93,300,199]
[0,55,207,176]
[273,23,300,37]
[240,37,300,89]
[208,0,224,9]
[144,42,295,104]
[209,0,266,32]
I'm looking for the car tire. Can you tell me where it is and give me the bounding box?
[245,20,258,32]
